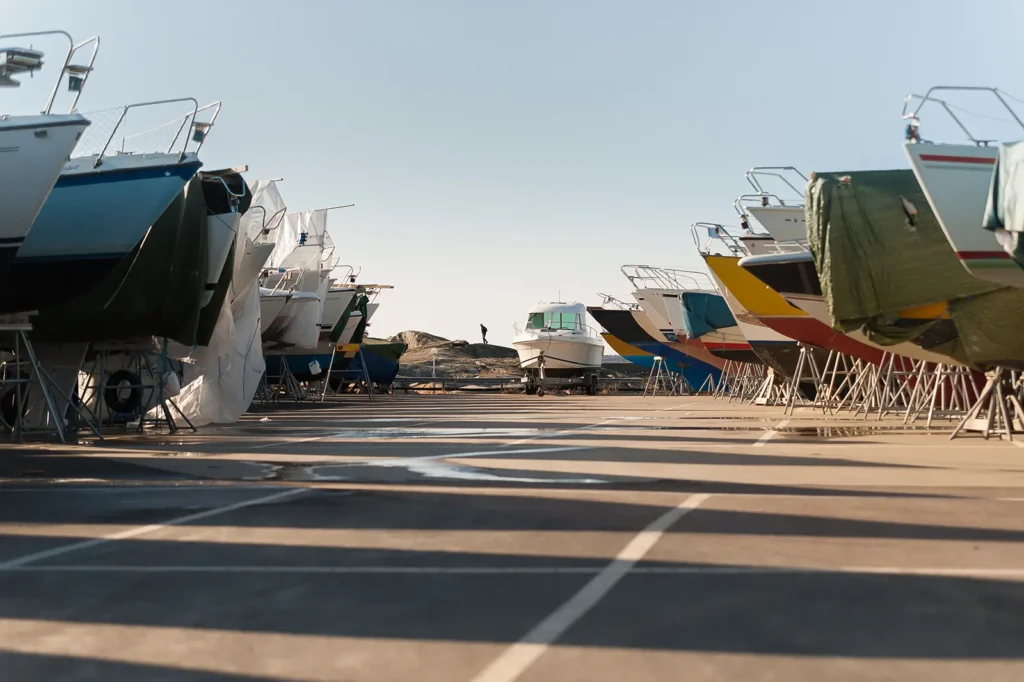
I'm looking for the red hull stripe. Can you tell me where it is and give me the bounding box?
[918,153,995,165]
[956,250,1010,259]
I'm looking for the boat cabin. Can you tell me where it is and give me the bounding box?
[524,303,588,333]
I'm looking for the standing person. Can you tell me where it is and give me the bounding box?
[480,324,488,344]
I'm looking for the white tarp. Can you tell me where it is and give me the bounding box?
[169,281,266,426]
[244,180,287,244]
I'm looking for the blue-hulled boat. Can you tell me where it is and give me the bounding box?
[5,98,215,314]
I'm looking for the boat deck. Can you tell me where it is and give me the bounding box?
[3,394,1024,681]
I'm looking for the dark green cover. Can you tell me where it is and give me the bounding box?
[806,169,998,345]
[328,292,361,344]
[349,295,370,345]
[31,176,210,346]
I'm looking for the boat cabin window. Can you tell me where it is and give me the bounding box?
[526,312,581,331]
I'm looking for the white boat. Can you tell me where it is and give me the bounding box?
[0,32,95,277]
[622,265,756,363]
[903,87,1023,287]
[513,302,603,393]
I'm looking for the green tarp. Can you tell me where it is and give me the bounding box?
[806,169,998,345]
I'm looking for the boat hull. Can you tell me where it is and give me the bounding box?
[513,334,603,373]
[202,213,240,307]
[904,143,1020,286]
[710,253,886,364]
[5,153,201,313]
[588,307,722,389]
[0,114,89,250]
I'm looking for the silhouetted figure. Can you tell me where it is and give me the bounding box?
[480,324,488,344]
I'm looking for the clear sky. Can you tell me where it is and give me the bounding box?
[7,0,1023,346]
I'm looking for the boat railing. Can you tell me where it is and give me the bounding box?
[691,222,744,257]
[902,86,1024,146]
[330,265,359,286]
[744,166,807,203]
[595,293,638,311]
[620,265,716,294]
[0,30,99,114]
[248,204,288,243]
[74,98,224,167]
[261,266,306,296]
[203,173,247,214]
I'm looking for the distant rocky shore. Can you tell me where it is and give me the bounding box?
[388,330,645,378]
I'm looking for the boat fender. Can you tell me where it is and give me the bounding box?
[103,370,142,415]
[308,360,322,377]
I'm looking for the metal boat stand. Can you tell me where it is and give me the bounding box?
[78,343,195,436]
[868,354,920,420]
[0,315,101,443]
[729,362,767,403]
[751,368,788,406]
[814,350,859,415]
[643,356,686,397]
[903,363,978,426]
[949,367,1024,441]
[318,343,375,403]
[782,344,826,415]
[711,360,735,399]
[696,371,717,394]
[261,355,307,402]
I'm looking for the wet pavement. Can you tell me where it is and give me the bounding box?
[3,394,1024,680]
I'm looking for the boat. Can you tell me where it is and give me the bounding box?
[264,284,389,384]
[8,98,208,313]
[697,223,886,365]
[28,109,232,347]
[621,265,758,363]
[513,302,604,394]
[0,31,95,284]
[903,87,1023,287]
[586,299,722,390]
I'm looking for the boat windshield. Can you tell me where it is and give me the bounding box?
[526,312,580,331]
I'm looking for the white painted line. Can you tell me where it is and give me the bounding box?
[469,493,711,682]
[5,563,1024,579]
[1012,440,1024,449]
[0,488,308,570]
[753,419,789,447]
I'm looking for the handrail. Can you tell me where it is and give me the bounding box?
[202,174,247,213]
[167,100,221,157]
[595,293,639,310]
[745,166,807,201]
[901,86,1024,145]
[92,97,200,168]
[330,264,358,285]
[620,264,716,293]
[733,194,799,217]
[691,222,744,257]
[0,30,70,112]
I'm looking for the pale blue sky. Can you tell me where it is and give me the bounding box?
[7,0,1023,345]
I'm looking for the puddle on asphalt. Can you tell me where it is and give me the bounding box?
[247,457,609,486]
[780,425,942,438]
